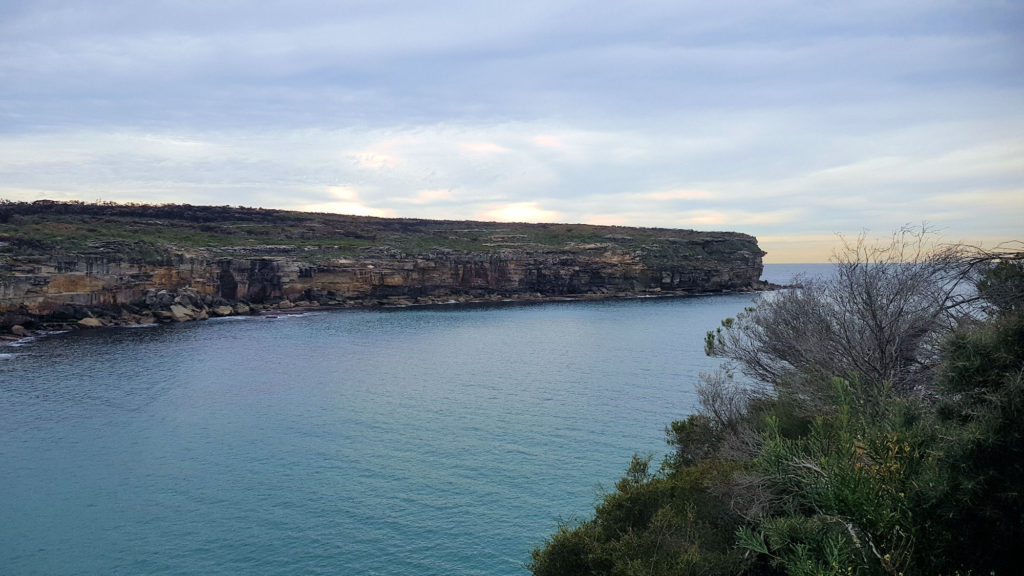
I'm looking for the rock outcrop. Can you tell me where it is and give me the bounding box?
[0,201,767,334]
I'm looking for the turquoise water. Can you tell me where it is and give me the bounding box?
[1,266,813,575]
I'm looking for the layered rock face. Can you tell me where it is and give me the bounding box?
[1,241,763,318]
[0,202,765,329]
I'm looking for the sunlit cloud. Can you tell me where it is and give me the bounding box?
[326,185,358,201]
[392,188,453,204]
[678,208,803,229]
[296,186,394,217]
[459,142,509,154]
[0,0,1020,264]
[683,211,726,226]
[477,201,561,223]
[299,202,395,217]
[532,135,564,149]
[578,213,626,226]
[646,189,713,200]
[350,151,401,170]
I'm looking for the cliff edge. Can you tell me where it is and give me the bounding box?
[0,201,766,333]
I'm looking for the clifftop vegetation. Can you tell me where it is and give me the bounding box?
[0,200,759,266]
[530,229,1024,576]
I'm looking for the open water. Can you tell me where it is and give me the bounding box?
[0,265,816,575]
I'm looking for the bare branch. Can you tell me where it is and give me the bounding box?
[708,226,994,397]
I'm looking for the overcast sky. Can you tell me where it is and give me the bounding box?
[1,1,1021,261]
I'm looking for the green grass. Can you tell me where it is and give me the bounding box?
[0,201,760,265]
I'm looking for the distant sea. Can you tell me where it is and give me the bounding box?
[0,264,828,575]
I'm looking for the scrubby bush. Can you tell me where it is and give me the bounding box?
[529,454,755,576]
[532,233,1024,576]
[705,227,986,396]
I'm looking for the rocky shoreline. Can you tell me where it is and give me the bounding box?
[2,202,771,347]
[1,283,776,348]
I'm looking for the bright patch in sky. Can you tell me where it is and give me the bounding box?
[351,151,401,170]
[479,202,562,223]
[532,135,565,149]
[394,189,453,205]
[459,142,510,155]
[0,1,1021,261]
[299,186,394,218]
[647,189,713,201]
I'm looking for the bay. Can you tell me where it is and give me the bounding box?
[0,264,821,575]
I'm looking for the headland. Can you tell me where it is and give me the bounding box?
[1,201,768,342]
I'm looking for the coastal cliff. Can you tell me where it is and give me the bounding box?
[0,201,766,332]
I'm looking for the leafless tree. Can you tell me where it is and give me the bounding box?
[705,226,993,397]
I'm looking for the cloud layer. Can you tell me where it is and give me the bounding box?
[1,1,1022,261]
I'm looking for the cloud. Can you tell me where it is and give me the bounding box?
[351,151,402,170]
[296,186,394,218]
[532,135,565,149]
[477,202,562,223]
[392,189,453,205]
[459,142,510,154]
[0,1,1020,262]
[646,189,713,200]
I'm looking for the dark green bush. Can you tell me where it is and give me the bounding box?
[530,454,752,576]
[533,250,1024,576]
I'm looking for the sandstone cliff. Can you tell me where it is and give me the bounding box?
[0,201,766,331]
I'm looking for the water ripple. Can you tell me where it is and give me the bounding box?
[0,292,765,575]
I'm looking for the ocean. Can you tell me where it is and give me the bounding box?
[0,264,821,575]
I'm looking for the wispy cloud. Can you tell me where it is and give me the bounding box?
[459,142,510,155]
[392,189,454,205]
[645,189,714,201]
[297,186,394,218]
[477,202,562,223]
[0,1,1020,261]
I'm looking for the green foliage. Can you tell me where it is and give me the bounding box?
[0,200,761,266]
[942,308,1024,395]
[529,455,753,576]
[668,415,723,468]
[744,378,940,575]
[930,309,1024,573]
[534,239,1024,576]
[528,521,611,576]
[974,257,1024,315]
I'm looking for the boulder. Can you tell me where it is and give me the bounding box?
[154,290,174,306]
[211,305,234,317]
[11,325,29,337]
[233,303,251,315]
[168,304,195,322]
[278,300,295,309]
[77,317,104,328]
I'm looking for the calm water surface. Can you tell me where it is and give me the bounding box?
[0,265,816,575]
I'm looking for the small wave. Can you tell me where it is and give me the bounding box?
[206,315,255,323]
[7,336,39,347]
[3,329,69,348]
[263,311,322,320]
[0,353,16,360]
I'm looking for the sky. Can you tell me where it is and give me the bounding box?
[1,1,1022,262]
